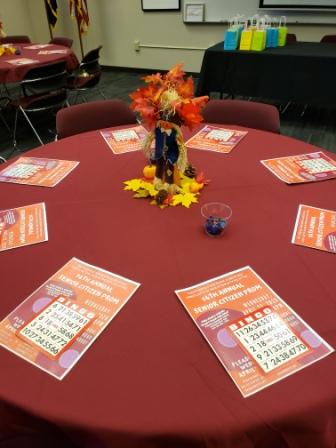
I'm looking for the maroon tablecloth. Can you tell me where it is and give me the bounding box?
[0,126,335,448]
[0,43,79,84]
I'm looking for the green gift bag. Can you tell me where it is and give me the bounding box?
[251,29,266,51]
[278,16,287,46]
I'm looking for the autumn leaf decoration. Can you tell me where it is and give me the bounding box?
[123,171,209,209]
[171,192,198,208]
[129,63,208,129]
[124,63,210,209]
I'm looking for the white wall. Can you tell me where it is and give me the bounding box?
[0,0,33,37]
[1,0,336,72]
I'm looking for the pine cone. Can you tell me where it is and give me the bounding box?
[155,189,169,205]
[184,164,197,178]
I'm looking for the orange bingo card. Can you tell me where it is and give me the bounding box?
[292,204,336,253]
[261,151,336,184]
[0,258,140,379]
[101,125,148,154]
[175,266,334,397]
[0,202,48,252]
[0,157,79,187]
[185,125,248,154]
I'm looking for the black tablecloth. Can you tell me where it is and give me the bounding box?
[196,42,336,107]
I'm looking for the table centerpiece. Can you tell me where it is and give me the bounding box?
[124,63,209,208]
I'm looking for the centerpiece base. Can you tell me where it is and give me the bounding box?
[124,165,209,208]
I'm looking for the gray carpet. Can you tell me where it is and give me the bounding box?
[1,68,335,162]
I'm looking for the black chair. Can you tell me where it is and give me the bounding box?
[67,46,105,103]
[7,61,69,152]
[0,95,10,125]
[0,97,10,163]
[0,35,31,44]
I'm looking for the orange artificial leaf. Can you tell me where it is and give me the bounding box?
[176,76,194,99]
[129,63,209,131]
[165,63,185,83]
[192,95,209,107]
[143,73,162,85]
[163,194,174,205]
[175,101,203,128]
[196,172,210,185]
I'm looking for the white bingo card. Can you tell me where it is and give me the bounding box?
[3,163,42,179]
[112,129,139,142]
[297,158,336,174]
[206,129,234,142]
[229,307,310,373]
[18,297,95,358]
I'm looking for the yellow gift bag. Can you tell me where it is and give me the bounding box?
[239,21,254,51]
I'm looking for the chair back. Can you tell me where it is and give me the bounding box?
[286,33,297,43]
[56,99,137,139]
[68,46,103,90]
[49,37,73,48]
[79,45,102,74]
[0,35,31,44]
[19,61,68,112]
[21,61,68,96]
[320,35,336,43]
[202,99,280,134]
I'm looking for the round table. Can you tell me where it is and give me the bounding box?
[0,43,79,84]
[0,125,335,448]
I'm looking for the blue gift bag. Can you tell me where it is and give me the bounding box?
[224,29,239,50]
[269,27,279,47]
[266,27,273,48]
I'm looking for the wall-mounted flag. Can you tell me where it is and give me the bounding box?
[45,0,58,28]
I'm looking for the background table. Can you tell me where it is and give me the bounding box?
[0,43,79,84]
[196,42,336,107]
[0,125,335,448]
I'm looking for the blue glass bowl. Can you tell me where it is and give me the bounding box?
[201,202,232,237]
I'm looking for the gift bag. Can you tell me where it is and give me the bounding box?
[267,18,279,48]
[236,15,245,45]
[266,27,274,48]
[240,28,254,50]
[251,17,266,51]
[224,28,239,50]
[278,16,288,46]
[264,16,272,48]
[224,16,243,50]
[239,20,253,50]
[251,30,266,51]
[266,17,278,48]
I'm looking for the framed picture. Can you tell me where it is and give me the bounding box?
[141,0,181,11]
[184,2,205,22]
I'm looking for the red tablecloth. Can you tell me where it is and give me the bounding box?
[0,43,79,83]
[0,126,335,448]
